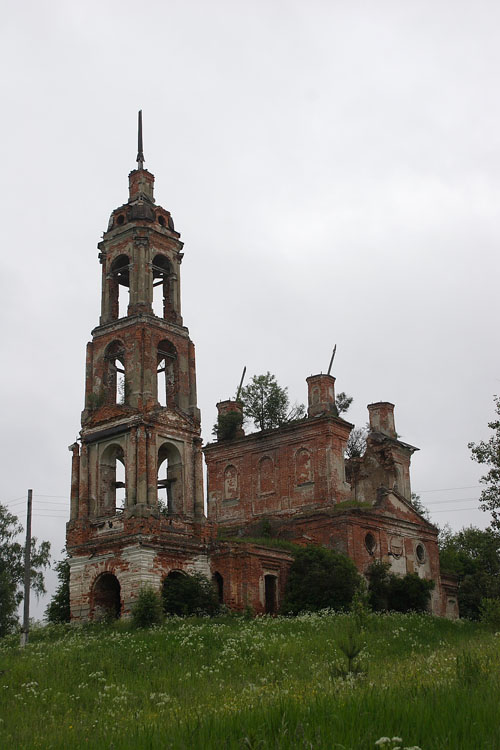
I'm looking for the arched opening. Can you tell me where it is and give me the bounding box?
[109,254,130,320]
[157,442,183,515]
[92,573,121,620]
[264,574,277,615]
[152,254,174,319]
[157,339,177,408]
[104,341,126,405]
[100,443,126,515]
[365,532,376,555]
[213,572,224,604]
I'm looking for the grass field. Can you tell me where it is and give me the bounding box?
[0,612,499,749]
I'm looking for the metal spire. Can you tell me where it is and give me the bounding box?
[136,110,144,170]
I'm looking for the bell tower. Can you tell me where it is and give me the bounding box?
[67,114,206,620]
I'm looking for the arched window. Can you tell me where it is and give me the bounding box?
[104,341,126,405]
[109,254,130,320]
[152,254,174,319]
[157,339,177,407]
[365,532,376,555]
[100,443,126,515]
[92,572,121,620]
[157,442,183,515]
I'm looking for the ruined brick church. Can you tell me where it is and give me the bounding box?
[66,119,458,620]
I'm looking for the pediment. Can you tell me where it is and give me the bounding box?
[375,488,434,527]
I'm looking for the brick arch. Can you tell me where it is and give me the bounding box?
[152,254,175,320]
[157,441,183,515]
[90,571,122,620]
[103,339,126,405]
[108,253,130,320]
[156,339,178,407]
[99,441,126,514]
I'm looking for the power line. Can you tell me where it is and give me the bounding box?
[429,507,484,514]
[415,485,481,494]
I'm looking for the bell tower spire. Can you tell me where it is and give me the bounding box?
[136,109,145,170]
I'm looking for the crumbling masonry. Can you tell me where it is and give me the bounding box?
[66,133,459,620]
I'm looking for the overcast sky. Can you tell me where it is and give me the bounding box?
[1,0,500,618]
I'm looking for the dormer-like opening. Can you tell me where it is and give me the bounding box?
[109,254,130,319]
[116,214,125,226]
[157,214,166,227]
[152,254,174,319]
[104,340,126,405]
[157,339,177,407]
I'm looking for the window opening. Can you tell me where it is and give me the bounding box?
[365,532,376,555]
[109,255,130,319]
[157,340,177,407]
[157,443,182,515]
[100,444,126,515]
[115,460,126,510]
[105,342,125,405]
[152,254,174,319]
[416,543,426,564]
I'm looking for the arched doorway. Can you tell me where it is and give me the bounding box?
[264,574,277,615]
[213,572,224,604]
[92,573,121,620]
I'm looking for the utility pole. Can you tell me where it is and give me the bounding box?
[20,489,32,648]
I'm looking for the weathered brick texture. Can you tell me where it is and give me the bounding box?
[67,151,458,622]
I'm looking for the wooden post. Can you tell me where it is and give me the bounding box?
[20,489,32,648]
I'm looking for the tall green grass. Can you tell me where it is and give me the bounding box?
[0,613,498,749]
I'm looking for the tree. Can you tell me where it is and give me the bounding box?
[45,555,70,624]
[131,586,163,628]
[162,573,220,616]
[438,525,500,619]
[239,373,305,431]
[0,503,51,637]
[335,392,353,415]
[281,546,361,615]
[409,492,431,521]
[345,427,367,459]
[366,560,434,613]
[469,395,500,530]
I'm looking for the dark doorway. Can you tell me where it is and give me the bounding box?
[92,573,121,620]
[264,574,277,615]
[213,572,224,604]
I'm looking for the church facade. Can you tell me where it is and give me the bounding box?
[66,125,458,620]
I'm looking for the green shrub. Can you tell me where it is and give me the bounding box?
[388,573,434,613]
[366,560,391,611]
[131,586,163,628]
[480,597,500,630]
[367,562,434,613]
[281,546,361,615]
[162,573,220,616]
